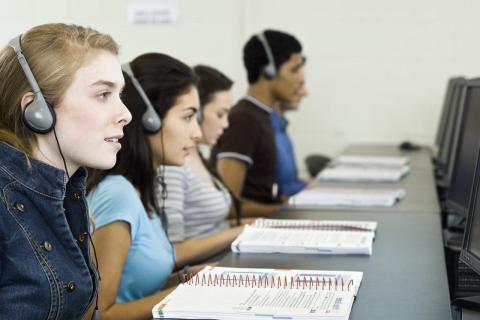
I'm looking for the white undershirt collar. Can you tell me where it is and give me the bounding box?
[244,95,273,114]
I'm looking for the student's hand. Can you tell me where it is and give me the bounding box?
[280,195,290,203]
[179,263,219,283]
[225,218,256,226]
[225,218,240,227]
[307,177,318,188]
[240,217,257,225]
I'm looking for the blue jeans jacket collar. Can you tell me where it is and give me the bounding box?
[0,142,87,199]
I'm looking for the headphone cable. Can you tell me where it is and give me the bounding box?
[159,130,168,215]
[87,232,101,320]
[52,127,70,180]
[158,130,178,270]
[53,126,102,319]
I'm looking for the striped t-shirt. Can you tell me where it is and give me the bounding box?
[155,165,231,242]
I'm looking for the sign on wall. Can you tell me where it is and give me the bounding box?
[127,0,178,25]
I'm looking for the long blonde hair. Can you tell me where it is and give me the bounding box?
[0,23,119,154]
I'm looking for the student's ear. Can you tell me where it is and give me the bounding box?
[20,92,35,111]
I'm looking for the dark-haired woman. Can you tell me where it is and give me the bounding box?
[156,65,244,267]
[87,53,201,320]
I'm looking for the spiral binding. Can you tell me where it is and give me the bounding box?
[252,219,373,232]
[180,273,354,291]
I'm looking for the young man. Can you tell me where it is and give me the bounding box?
[211,29,306,217]
[271,82,308,197]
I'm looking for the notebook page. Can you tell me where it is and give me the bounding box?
[335,155,410,166]
[232,226,374,255]
[318,165,409,182]
[288,187,406,207]
[154,285,354,319]
[252,219,378,232]
[153,266,363,319]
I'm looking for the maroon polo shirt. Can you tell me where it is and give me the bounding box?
[211,96,280,204]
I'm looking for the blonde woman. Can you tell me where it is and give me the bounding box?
[0,23,131,319]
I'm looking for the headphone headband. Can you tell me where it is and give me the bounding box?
[256,32,277,79]
[122,62,161,133]
[9,35,43,95]
[8,34,55,133]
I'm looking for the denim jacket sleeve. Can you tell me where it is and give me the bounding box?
[0,142,97,320]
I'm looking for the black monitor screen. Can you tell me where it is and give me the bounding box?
[447,85,480,216]
[468,215,480,263]
[436,77,462,147]
[437,80,466,174]
[461,147,480,275]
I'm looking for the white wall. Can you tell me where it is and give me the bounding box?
[2,0,480,176]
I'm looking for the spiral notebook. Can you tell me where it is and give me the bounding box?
[288,187,406,208]
[231,219,377,255]
[152,266,363,320]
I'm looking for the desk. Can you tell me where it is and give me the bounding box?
[219,144,451,319]
[219,209,451,320]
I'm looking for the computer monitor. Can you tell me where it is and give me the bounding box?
[435,77,465,149]
[460,146,480,276]
[445,80,480,217]
[436,78,468,187]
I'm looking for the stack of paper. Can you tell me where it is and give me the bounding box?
[231,219,377,255]
[288,187,406,207]
[335,155,410,167]
[153,266,363,320]
[318,165,410,183]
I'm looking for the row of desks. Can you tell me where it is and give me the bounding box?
[219,145,451,320]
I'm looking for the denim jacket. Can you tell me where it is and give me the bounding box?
[0,142,98,319]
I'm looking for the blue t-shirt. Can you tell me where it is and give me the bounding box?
[87,175,175,303]
[270,111,306,196]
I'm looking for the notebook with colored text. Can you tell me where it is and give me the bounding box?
[152,266,364,320]
[231,219,377,255]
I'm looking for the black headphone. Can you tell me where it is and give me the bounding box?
[121,62,162,133]
[196,108,204,124]
[256,31,277,79]
[9,35,56,134]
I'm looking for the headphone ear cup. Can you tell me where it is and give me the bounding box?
[196,109,203,124]
[256,32,277,79]
[263,64,276,79]
[122,62,162,134]
[142,108,162,133]
[22,97,56,134]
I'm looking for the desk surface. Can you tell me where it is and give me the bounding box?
[219,209,452,320]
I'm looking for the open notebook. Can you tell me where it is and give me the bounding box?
[153,266,363,320]
[231,219,377,255]
[318,165,410,183]
[288,187,406,207]
[334,155,410,167]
